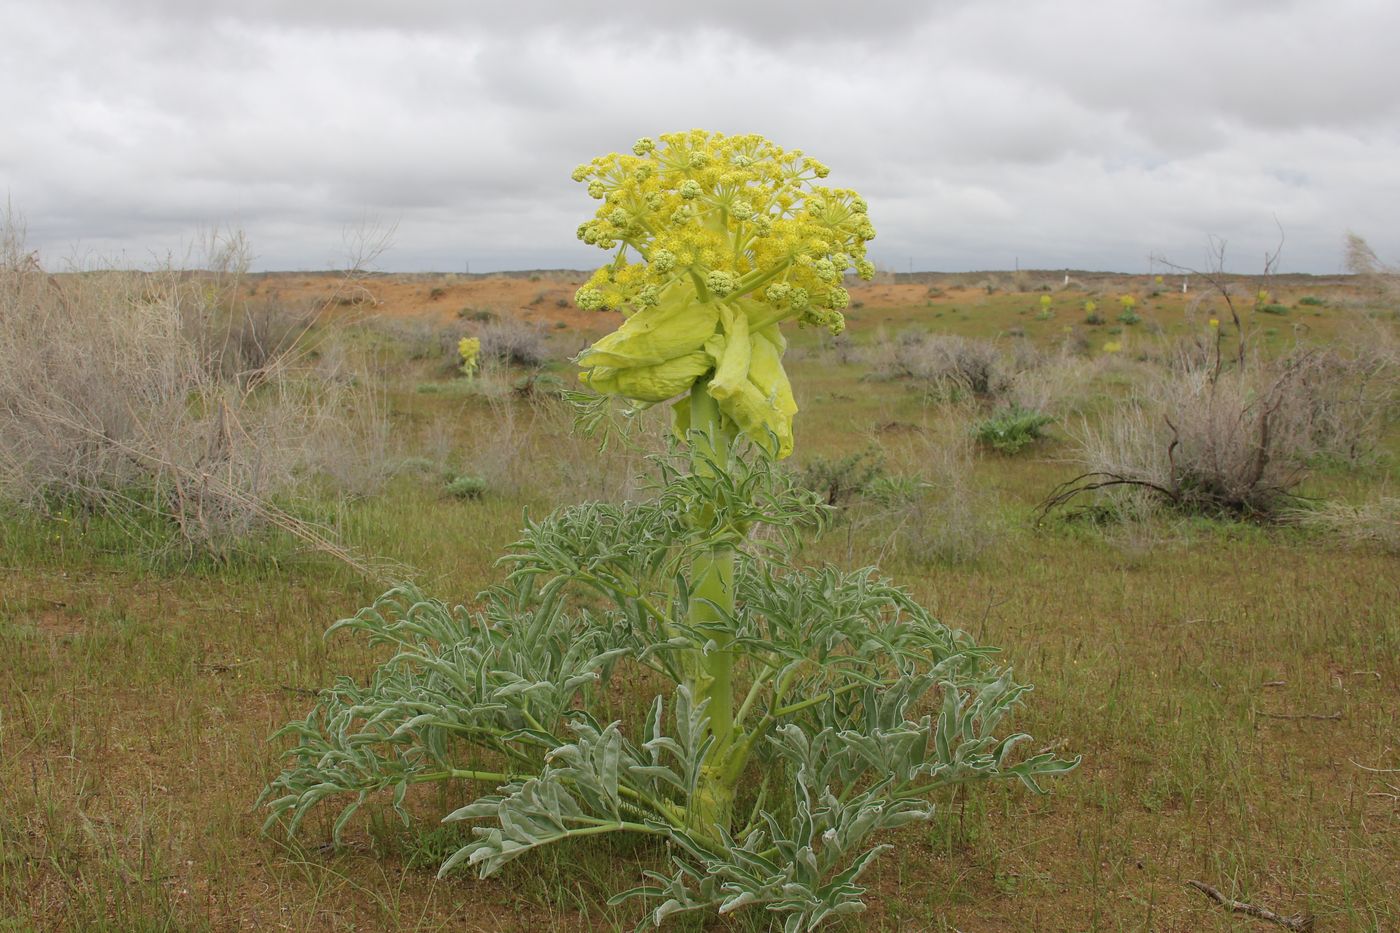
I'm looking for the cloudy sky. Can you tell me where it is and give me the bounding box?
[4,0,1398,274]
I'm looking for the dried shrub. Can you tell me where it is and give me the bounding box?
[479,317,549,367]
[1156,332,1219,374]
[207,297,320,377]
[0,219,388,556]
[1005,352,1105,419]
[1346,232,1400,302]
[891,433,999,564]
[1300,322,1400,463]
[864,332,1008,399]
[1045,345,1396,520]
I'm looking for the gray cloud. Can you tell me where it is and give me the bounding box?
[2,0,1397,273]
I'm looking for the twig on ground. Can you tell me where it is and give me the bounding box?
[198,659,256,674]
[1255,710,1341,721]
[1186,880,1314,931]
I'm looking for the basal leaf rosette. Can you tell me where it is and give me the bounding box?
[571,130,876,458]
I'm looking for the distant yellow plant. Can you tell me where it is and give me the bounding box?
[1039,294,1052,310]
[458,337,481,377]
[1208,318,1220,328]
[1084,299,1098,314]
[1102,340,1122,353]
[1119,295,1136,311]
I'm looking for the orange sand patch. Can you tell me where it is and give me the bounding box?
[246,271,619,331]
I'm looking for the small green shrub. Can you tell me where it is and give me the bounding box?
[973,406,1054,454]
[1258,303,1289,315]
[459,307,498,322]
[428,286,447,300]
[444,473,486,499]
[481,318,549,367]
[794,447,886,506]
[1298,295,1324,307]
[1085,311,1104,325]
[1117,310,1141,326]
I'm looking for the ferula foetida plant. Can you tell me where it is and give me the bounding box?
[260,131,1075,930]
[457,336,481,377]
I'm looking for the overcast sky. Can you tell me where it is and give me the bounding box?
[4,0,1398,274]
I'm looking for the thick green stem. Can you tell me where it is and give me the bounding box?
[686,379,737,835]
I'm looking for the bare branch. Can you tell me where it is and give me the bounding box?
[1187,880,1314,931]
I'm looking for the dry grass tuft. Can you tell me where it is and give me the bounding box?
[1289,497,1400,554]
[876,428,1000,565]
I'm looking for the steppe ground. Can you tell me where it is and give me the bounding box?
[1,269,1396,931]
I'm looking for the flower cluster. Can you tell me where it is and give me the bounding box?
[570,131,876,456]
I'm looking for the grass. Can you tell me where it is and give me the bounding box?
[1,276,1397,931]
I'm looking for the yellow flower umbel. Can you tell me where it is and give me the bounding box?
[570,130,876,458]
[458,337,481,378]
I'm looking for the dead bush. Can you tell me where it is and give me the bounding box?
[1346,232,1400,303]
[1155,332,1219,375]
[207,297,321,378]
[864,332,1009,399]
[479,317,549,367]
[1006,352,1104,419]
[1301,321,1400,463]
[889,432,999,564]
[1044,347,1394,520]
[0,219,388,556]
